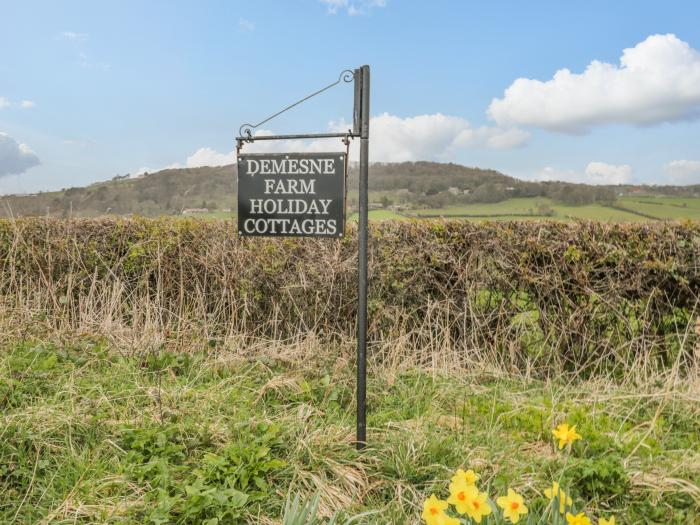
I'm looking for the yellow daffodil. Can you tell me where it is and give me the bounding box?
[447,479,492,523]
[422,494,459,525]
[448,480,478,514]
[552,423,582,449]
[544,481,573,513]
[566,512,592,525]
[496,488,528,524]
[450,468,479,486]
[599,517,615,525]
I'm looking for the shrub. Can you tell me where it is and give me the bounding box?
[0,218,697,375]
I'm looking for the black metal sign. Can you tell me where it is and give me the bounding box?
[237,152,345,238]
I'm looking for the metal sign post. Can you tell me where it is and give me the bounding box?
[236,65,370,449]
[356,65,369,449]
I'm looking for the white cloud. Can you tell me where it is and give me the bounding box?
[663,159,700,184]
[584,162,633,184]
[321,0,386,16]
[0,98,36,109]
[534,166,581,183]
[61,31,88,41]
[531,162,633,185]
[183,113,527,168]
[0,133,41,177]
[238,18,255,32]
[186,148,238,168]
[488,34,700,132]
[368,113,528,161]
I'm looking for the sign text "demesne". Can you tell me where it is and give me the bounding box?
[237,152,346,238]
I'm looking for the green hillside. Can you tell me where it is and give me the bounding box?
[0,165,236,218]
[1,161,698,221]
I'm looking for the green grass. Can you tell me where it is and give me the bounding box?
[404,198,643,222]
[1,339,698,524]
[406,198,545,218]
[621,196,700,209]
[550,203,644,221]
[349,209,408,221]
[617,198,700,221]
[404,197,700,223]
[184,197,700,224]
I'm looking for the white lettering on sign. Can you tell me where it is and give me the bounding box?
[243,217,337,235]
[248,198,332,215]
[246,157,335,176]
[238,153,344,238]
[263,179,316,195]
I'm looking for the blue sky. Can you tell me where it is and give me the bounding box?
[1,0,700,194]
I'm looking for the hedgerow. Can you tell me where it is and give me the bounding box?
[0,218,698,375]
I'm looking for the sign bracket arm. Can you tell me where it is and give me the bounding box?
[236,69,358,154]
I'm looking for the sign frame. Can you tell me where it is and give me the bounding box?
[236,151,346,239]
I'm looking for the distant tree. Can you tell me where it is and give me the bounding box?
[595,187,617,205]
[472,183,507,203]
[550,185,597,206]
[536,202,554,216]
[418,192,450,208]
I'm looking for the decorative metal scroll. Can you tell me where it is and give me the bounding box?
[238,69,356,140]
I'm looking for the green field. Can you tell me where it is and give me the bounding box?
[621,196,700,208]
[404,198,641,222]
[552,203,642,221]
[401,197,700,222]
[617,197,700,220]
[349,209,408,221]
[2,339,698,524]
[223,197,700,224]
[184,197,700,225]
[409,198,544,217]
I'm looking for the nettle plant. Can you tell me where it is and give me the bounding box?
[421,424,616,525]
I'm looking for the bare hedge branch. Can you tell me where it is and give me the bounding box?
[1,218,698,377]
